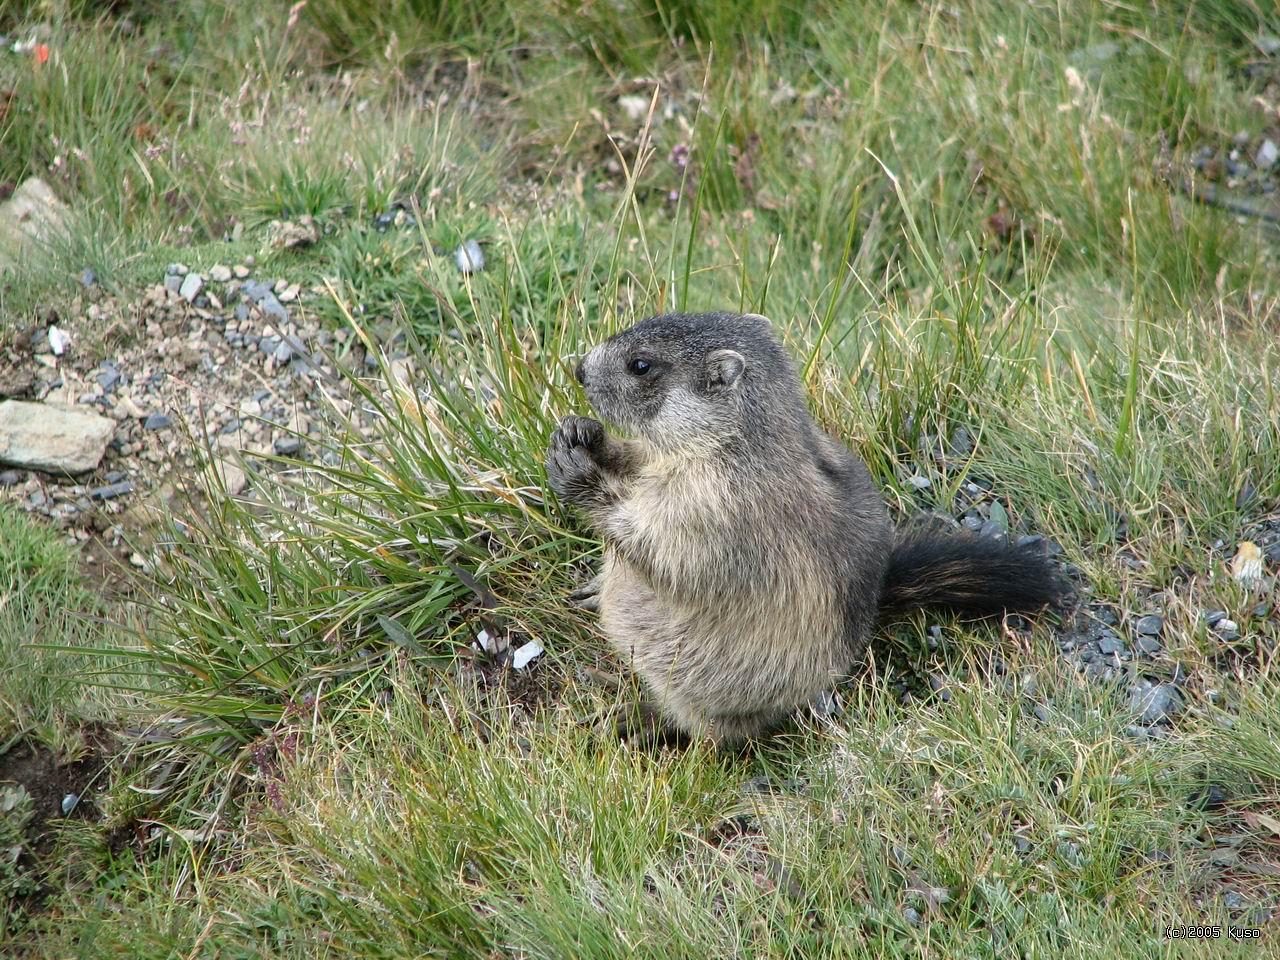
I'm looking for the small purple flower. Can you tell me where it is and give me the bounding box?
[669,143,690,170]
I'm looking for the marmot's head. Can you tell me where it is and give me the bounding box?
[575,311,803,451]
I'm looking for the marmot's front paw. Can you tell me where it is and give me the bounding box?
[556,415,605,455]
[546,417,606,505]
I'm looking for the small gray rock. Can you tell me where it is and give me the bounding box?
[1098,635,1125,655]
[241,280,289,322]
[947,426,973,458]
[906,474,931,490]
[0,469,20,486]
[144,413,172,430]
[1128,679,1182,724]
[1135,634,1162,655]
[166,262,188,276]
[1257,139,1279,170]
[1134,615,1163,636]
[455,239,485,274]
[902,906,923,927]
[1224,891,1247,911]
[96,364,121,392]
[90,480,134,500]
[61,793,79,814]
[179,273,204,302]
[163,274,182,295]
[1203,609,1228,626]
[1213,619,1241,642]
[979,519,1007,540]
[80,267,97,288]
[208,264,232,283]
[273,436,302,456]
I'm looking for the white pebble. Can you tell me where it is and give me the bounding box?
[512,640,544,670]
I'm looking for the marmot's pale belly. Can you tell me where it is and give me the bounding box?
[599,552,844,725]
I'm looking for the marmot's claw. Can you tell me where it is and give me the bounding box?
[545,433,602,503]
[557,415,605,455]
[597,700,689,749]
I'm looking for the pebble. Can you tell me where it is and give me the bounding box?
[1190,783,1228,811]
[947,426,973,458]
[906,474,931,490]
[1213,619,1241,642]
[1098,635,1125,655]
[0,470,20,486]
[511,639,544,670]
[1135,634,1162,655]
[163,274,182,295]
[144,413,172,430]
[1224,891,1247,911]
[1134,614,1163,636]
[273,436,302,456]
[979,519,1007,540]
[80,267,96,288]
[166,263,188,276]
[242,280,288,323]
[178,273,204,302]
[233,264,251,279]
[61,793,79,814]
[208,264,232,283]
[90,480,134,500]
[1128,679,1181,724]
[1257,139,1279,170]
[1203,609,1228,626]
[927,673,951,702]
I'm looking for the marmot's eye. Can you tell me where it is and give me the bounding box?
[628,358,651,376]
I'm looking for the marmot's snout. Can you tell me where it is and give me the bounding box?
[574,358,588,385]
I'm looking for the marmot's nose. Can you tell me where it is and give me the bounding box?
[574,359,587,385]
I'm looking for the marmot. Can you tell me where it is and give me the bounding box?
[546,311,1065,746]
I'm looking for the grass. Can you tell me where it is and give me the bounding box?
[2,0,1280,955]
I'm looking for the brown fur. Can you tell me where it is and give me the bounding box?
[546,312,890,745]
[546,311,1062,746]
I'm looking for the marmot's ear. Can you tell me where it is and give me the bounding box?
[740,313,773,328]
[706,349,746,392]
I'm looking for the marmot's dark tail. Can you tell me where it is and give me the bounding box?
[879,526,1068,620]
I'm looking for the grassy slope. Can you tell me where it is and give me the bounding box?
[2,0,1280,955]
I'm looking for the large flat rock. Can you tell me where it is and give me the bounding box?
[0,400,116,474]
[0,178,68,270]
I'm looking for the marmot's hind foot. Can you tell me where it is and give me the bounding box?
[603,700,691,750]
